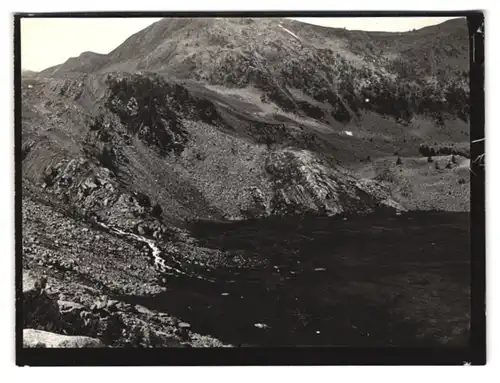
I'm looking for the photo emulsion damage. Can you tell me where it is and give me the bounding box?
[15,12,485,365]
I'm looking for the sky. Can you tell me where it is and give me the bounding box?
[21,16,457,72]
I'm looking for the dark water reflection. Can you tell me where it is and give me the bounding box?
[122,211,470,347]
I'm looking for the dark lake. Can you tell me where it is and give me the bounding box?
[124,211,470,347]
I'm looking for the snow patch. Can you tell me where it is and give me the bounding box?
[278,25,301,41]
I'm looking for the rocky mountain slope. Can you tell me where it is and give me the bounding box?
[21,17,471,347]
[22,71,408,227]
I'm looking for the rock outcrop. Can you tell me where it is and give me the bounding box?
[23,329,104,348]
[21,250,226,348]
[264,148,400,216]
[23,271,62,332]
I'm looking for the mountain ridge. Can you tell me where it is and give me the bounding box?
[39,17,468,75]
[37,17,469,128]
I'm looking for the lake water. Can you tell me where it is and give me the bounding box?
[126,211,470,347]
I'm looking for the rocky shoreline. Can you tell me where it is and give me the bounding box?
[21,197,229,348]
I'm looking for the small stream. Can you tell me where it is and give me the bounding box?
[95,220,214,282]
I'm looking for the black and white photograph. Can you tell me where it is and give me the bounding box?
[15,11,485,365]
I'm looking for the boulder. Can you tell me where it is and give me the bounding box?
[23,329,104,348]
[58,300,85,314]
[177,322,191,340]
[98,313,125,344]
[58,300,88,333]
[135,304,154,316]
[23,271,62,332]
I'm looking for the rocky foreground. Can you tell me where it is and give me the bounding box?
[22,197,228,348]
[22,270,227,348]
